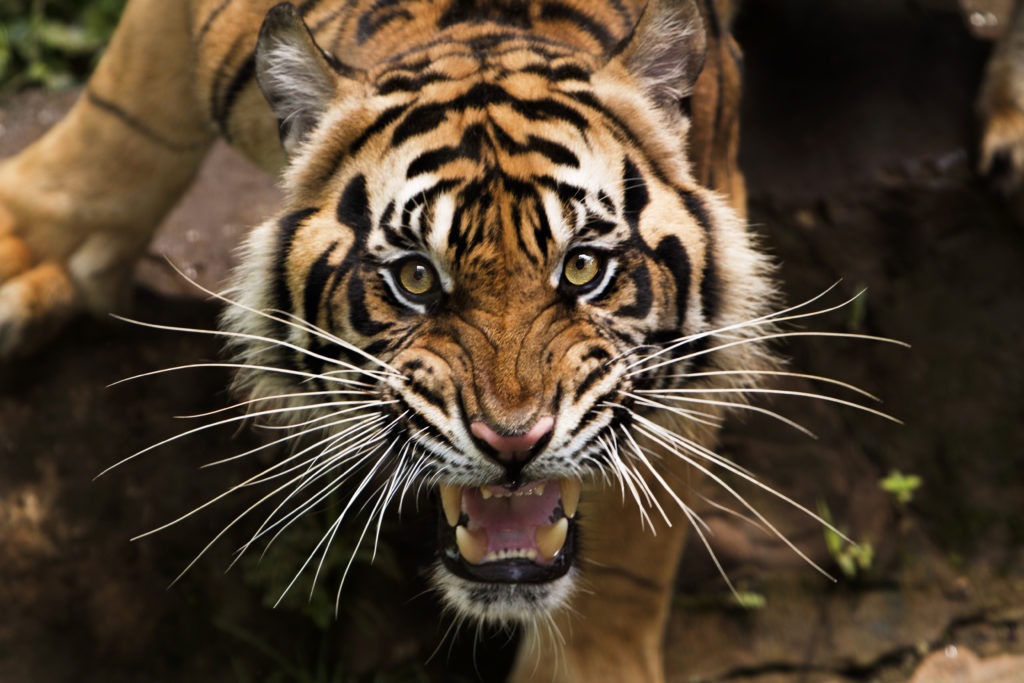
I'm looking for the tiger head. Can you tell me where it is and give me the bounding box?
[224,0,776,625]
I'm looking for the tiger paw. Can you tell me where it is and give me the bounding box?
[0,202,131,360]
[978,103,1024,194]
[0,203,90,359]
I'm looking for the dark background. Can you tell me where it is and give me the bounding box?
[1,1,1022,681]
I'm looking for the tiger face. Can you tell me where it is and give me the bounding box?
[224,1,774,624]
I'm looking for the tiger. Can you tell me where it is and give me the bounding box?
[0,0,796,681]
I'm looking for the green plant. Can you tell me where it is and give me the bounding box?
[879,469,922,505]
[818,499,874,579]
[733,590,766,610]
[0,0,127,93]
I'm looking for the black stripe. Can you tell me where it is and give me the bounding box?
[377,71,452,95]
[612,263,653,319]
[406,146,464,179]
[337,174,371,233]
[509,93,588,131]
[358,4,413,44]
[273,208,319,345]
[401,178,460,235]
[303,241,340,333]
[194,0,232,45]
[653,235,691,329]
[346,272,392,337]
[520,62,591,82]
[349,104,410,156]
[85,90,208,152]
[298,0,324,15]
[575,364,610,402]
[409,380,448,415]
[215,51,256,141]
[622,157,649,238]
[391,102,450,148]
[406,124,485,178]
[528,135,579,167]
[392,82,588,148]
[539,1,617,53]
[680,191,720,324]
[581,346,612,363]
[490,123,579,168]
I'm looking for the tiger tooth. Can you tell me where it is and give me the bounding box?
[439,484,462,527]
[535,518,569,561]
[455,525,488,565]
[560,479,581,518]
[535,483,545,496]
[481,487,493,500]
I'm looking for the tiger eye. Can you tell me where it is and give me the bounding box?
[563,250,601,287]
[398,258,437,296]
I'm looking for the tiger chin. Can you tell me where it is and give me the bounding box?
[0,0,779,680]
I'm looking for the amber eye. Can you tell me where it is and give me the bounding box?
[562,248,603,288]
[396,257,439,297]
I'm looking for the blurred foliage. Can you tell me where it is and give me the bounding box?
[819,499,875,580]
[0,0,126,93]
[880,469,923,506]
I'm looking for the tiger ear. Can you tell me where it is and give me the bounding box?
[255,3,362,156]
[616,0,708,113]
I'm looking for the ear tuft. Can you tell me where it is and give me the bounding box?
[255,3,350,156]
[620,0,707,113]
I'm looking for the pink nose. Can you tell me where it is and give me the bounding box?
[470,416,554,463]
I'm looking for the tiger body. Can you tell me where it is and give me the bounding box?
[0,1,772,681]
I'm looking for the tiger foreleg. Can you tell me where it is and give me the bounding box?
[509,469,695,683]
[0,0,214,357]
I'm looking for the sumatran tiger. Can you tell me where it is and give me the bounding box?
[0,0,869,680]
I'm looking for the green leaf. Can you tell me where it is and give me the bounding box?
[880,469,923,505]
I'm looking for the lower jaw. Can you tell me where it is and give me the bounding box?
[430,562,579,624]
[438,520,579,584]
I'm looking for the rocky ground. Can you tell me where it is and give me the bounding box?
[2,1,1023,682]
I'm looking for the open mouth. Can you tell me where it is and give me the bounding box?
[437,479,581,583]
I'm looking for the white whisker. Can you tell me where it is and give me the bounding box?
[158,260,402,376]
[621,391,816,438]
[637,386,901,424]
[659,368,880,401]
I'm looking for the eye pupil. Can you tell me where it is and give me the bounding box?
[398,259,437,296]
[563,249,601,287]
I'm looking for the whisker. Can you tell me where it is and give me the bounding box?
[112,314,402,384]
[201,412,385,469]
[97,396,395,478]
[158,260,402,376]
[617,392,724,429]
[238,418,405,559]
[630,412,845,578]
[658,368,881,401]
[177,387,377,420]
[131,412,387,544]
[618,282,850,370]
[618,391,816,438]
[109,360,378,390]
[636,386,901,424]
[629,329,909,378]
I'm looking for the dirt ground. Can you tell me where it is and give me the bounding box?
[2,1,1023,682]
